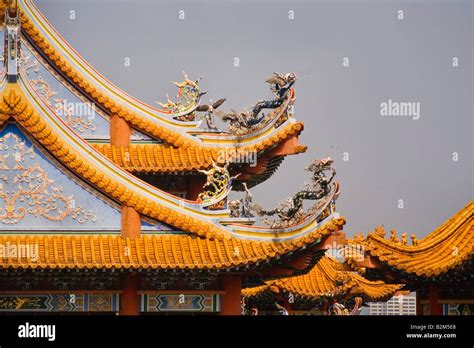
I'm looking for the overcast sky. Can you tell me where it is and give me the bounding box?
[35,0,473,238]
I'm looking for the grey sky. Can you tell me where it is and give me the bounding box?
[35,0,473,238]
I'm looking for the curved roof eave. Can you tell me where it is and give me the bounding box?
[0,77,331,243]
[19,0,304,149]
[345,201,474,278]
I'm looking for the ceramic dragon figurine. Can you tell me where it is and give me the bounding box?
[214,72,296,134]
[251,72,296,117]
[253,157,336,227]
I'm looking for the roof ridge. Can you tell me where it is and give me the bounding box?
[366,201,473,253]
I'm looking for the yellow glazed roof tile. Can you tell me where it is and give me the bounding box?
[0,220,344,270]
[91,122,304,173]
[242,256,402,301]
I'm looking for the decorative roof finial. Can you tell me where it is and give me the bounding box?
[252,157,337,228]
[5,1,20,82]
[401,233,408,246]
[374,225,386,237]
[390,229,400,243]
[229,182,254,218]
[196,98,226,131]
[197,160,239,203]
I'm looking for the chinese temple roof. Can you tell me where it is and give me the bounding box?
[0,0,314,189]
[91,122,306,174]
[0,84,327,242]
[344,201,473,280]
[242,255,402,302]
[17,0,304,148]
[0,218,345,270]
[0,0,346,276]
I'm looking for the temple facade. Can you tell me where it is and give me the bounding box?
[0,0,347,315]
[0,1,469,317]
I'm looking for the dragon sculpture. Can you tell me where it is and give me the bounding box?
[197,161,239,203]
[189,72,296,133]
[252,72,296,117]
[252,157,336,228]
[216,72,297,134]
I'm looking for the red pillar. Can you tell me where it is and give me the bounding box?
[121,206,141,239]
[428,285,443,315]
[110,114,131,147]
[120,272,140,315]
[220,274,242,315]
